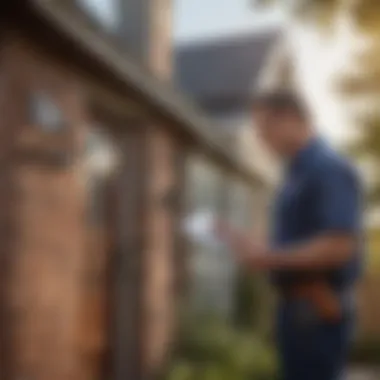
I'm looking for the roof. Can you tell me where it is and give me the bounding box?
[12,0,268,187]
[175,30,280,108]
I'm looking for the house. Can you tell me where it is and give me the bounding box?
[175,30,288,179]
[175,29,286,315]
[0,1,269,380]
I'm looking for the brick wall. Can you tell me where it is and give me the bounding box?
[0,33,183,380]
[0,35,19,380]
[140,127,178,379]
[140,1,178,376]
[1,38,88,380]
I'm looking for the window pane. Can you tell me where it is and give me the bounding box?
[185,156,236,317]
[228,181,253,229]
[78,0,121,31]
[30,91,66,132]
[186,156,219,212]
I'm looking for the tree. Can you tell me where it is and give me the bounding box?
[252,0,341,27]
[336,2,380,205]
[254,0,380,205]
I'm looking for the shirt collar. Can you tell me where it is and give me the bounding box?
[288,137,323,174]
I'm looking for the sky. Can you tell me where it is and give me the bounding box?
[174,0,363,145]
[174,0,283,42]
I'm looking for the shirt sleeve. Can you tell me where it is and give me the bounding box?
[317,163,361,233]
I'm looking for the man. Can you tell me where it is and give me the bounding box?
[216,91,363,380]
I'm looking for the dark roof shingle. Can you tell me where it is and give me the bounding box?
[175,30,280,106]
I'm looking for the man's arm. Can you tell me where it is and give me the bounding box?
[244,233,355,271]
[223,162,362,272]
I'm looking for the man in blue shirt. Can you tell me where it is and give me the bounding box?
[217,91,363,380]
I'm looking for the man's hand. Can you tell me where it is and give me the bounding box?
[214,220,269,270]
[214,220,355,273]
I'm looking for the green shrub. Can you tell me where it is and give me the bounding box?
[233,273,275,339]
[166,361,195,380]
[165,315,278,380]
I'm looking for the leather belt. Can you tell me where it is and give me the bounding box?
[278,280,343,322]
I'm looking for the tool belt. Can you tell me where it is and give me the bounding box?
[279,280,342,322]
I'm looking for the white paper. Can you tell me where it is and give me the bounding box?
[183,210,222,246]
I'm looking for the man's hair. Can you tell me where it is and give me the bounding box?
[252,90,310,121]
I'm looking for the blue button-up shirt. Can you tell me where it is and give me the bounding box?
[270,138,363,290]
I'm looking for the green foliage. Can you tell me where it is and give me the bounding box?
[252,0,340,27]
[348,0,380,34]
[165,315,278,380]
[233,273,274,338]
[234,273,262,328]
[366,228,380,272]
[334,5,380,208]
[342,115,380,206]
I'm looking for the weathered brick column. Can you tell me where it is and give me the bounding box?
[137,1,178,378]
[140,127,178,379]
[1,39,88,380]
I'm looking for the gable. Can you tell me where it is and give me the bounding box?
[174,29,280,105]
